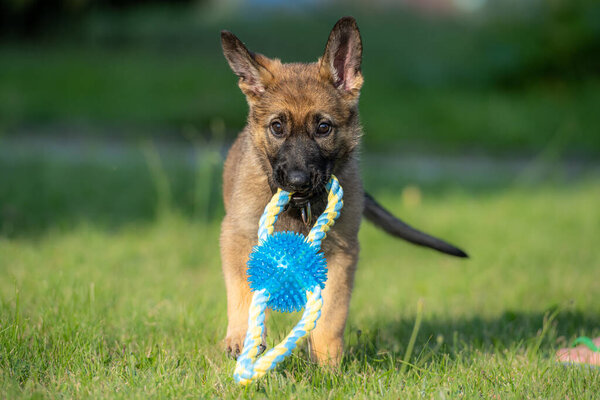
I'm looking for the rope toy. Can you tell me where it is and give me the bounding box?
[233,175,343,385]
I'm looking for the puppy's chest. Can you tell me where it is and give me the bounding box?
[273,209,313,237]
[271,209,343,257]
[273,199,327,237]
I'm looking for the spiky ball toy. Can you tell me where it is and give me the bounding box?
[247,231,327,313]
[233,175,343,385]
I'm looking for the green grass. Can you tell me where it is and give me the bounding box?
[1,145,599,398]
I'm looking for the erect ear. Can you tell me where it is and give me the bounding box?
[221,30,274,97]
[319,16,363,98]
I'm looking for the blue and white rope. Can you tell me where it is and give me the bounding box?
[233,175,343,385]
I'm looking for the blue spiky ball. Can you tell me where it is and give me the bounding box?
[247,232,327,313]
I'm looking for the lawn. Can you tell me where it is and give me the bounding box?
[1,145,599,398]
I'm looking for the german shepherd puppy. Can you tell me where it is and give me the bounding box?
[220,16,467,366]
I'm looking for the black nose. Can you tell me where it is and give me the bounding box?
[286,170,311,192]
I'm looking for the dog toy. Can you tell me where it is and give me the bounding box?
[233,175,343,385]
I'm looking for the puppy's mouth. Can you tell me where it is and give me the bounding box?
[290,192,312,206]
[271,167,332,209]
[287,179,328,207]
[276,175,329,227]
[288,192,317,227]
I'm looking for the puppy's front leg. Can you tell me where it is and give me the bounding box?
[308,245,358,366]
[220,221,258,359]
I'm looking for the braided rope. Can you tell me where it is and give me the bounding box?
[257,190,291,242]
[233,175,343,385]
[234,287,323,384]
[233,289,269,382]
[306,177,344,248]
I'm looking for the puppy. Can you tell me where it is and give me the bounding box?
[219,16,467,366]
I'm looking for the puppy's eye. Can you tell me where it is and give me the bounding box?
[316,121,332,136]
[270,120,284,137]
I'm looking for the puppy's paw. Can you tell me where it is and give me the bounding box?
[224,331,245,359]
[224,330,266,360]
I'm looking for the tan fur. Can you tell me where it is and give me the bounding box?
[220,17,365,365]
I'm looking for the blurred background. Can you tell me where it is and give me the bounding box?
[0,0,599,234]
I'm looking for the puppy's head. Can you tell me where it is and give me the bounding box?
[221,17,363,201]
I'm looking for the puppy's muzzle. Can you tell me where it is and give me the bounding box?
[275,166,313,194]
[286,170,311,193]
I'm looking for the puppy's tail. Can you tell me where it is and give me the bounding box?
[363,193,468,258]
